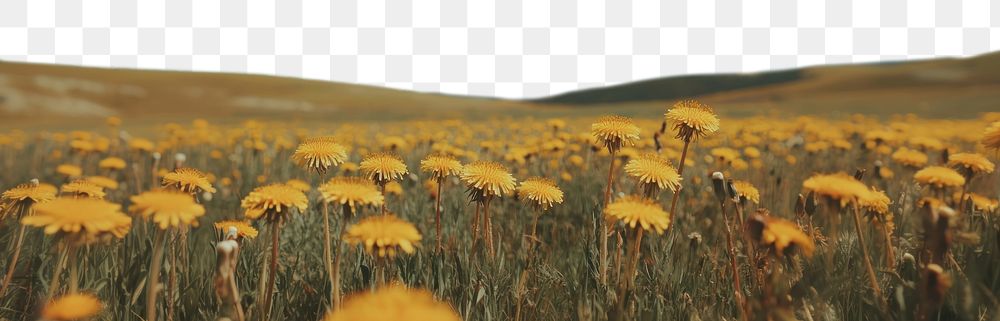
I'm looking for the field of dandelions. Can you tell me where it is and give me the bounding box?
[2,101,1000,321]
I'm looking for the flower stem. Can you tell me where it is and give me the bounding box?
[435,177,444,251]
[484,196,495,258]
[471,203,481,248]
[720,201,749,321]
[146,228,167,321]
[321,204,334,307]
[600,151,617,285]
[668,138,692,229]
[0,224,27,296]
[333,211,344,309]
[67,244,79,294]
[45,243,68,301]
[380,184,387,215]
[261,221,281,320]
[880,220,896,270]
[851,205,887,316]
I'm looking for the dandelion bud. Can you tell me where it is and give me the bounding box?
[853,168,866,180]
[804,192,817,216]
[903,253,915,265]
[924,264,952,307]
[725,179,738,200]
[688,232,702,250]
[794,194,806,216]
[226,226,238,240]
[711,172,727,203]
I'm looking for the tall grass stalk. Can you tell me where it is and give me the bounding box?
[850,204,888,317]
[0,204,29,296]
[146,229,167,321]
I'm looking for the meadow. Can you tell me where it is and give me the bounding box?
[1,102,999,321]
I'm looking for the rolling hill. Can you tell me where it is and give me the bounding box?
[1,52,998,128]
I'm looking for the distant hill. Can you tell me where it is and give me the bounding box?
[534,70,803,105]
[534,52,1000,117]
[0,61,542,126]
[2,52,999,127]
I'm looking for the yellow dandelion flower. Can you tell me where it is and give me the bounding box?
[2,182,57,204]
[106,116,121,127]
[748,215,815,257]
[731,180,760,204]
[292,137,348,174]
[285,179,312,193]
[832,139,853,150]
[918,197,946,210]
[128,138,154,152]
[605,196,671,234]
[385,181,403,196]
[517,177,564,210]
[85,176,119,190]
[914,166,965,189]
[423,179,439,199]
[60,180,106,199]
[420,155,462,179]
[982,121,1000,150]
[360,152,408,185]
[213,219,259,239]
[710,147,741,163]
[23,197,131,240]
[42,293,102,321]
[381,136,408,150]
[954,192,999,212]
[344,215,422,257]
[322,286,460,321]
[319,177,385,213]
[130,190,205,229]
[947,152,995,176]
[909,136,944,151]
[802,173,871,207]
[664,100,720,141]
[860,187,891,215]
[460,161,516,200]
[876,166,894,179]
[1,181,57,219]
[340,162,360,175]
[891,147,928,168]
[69,140,94,153]
[162,168,216,194]
[241,184,308,221]
[624,153,682,195]
[56,164,83,177]
[547,119,567,131]
[98,157,127,171]
[591,115,640,153]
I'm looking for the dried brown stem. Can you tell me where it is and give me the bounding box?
[146,229,167,321]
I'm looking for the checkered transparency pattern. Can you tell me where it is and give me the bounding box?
[0,0,997,98]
